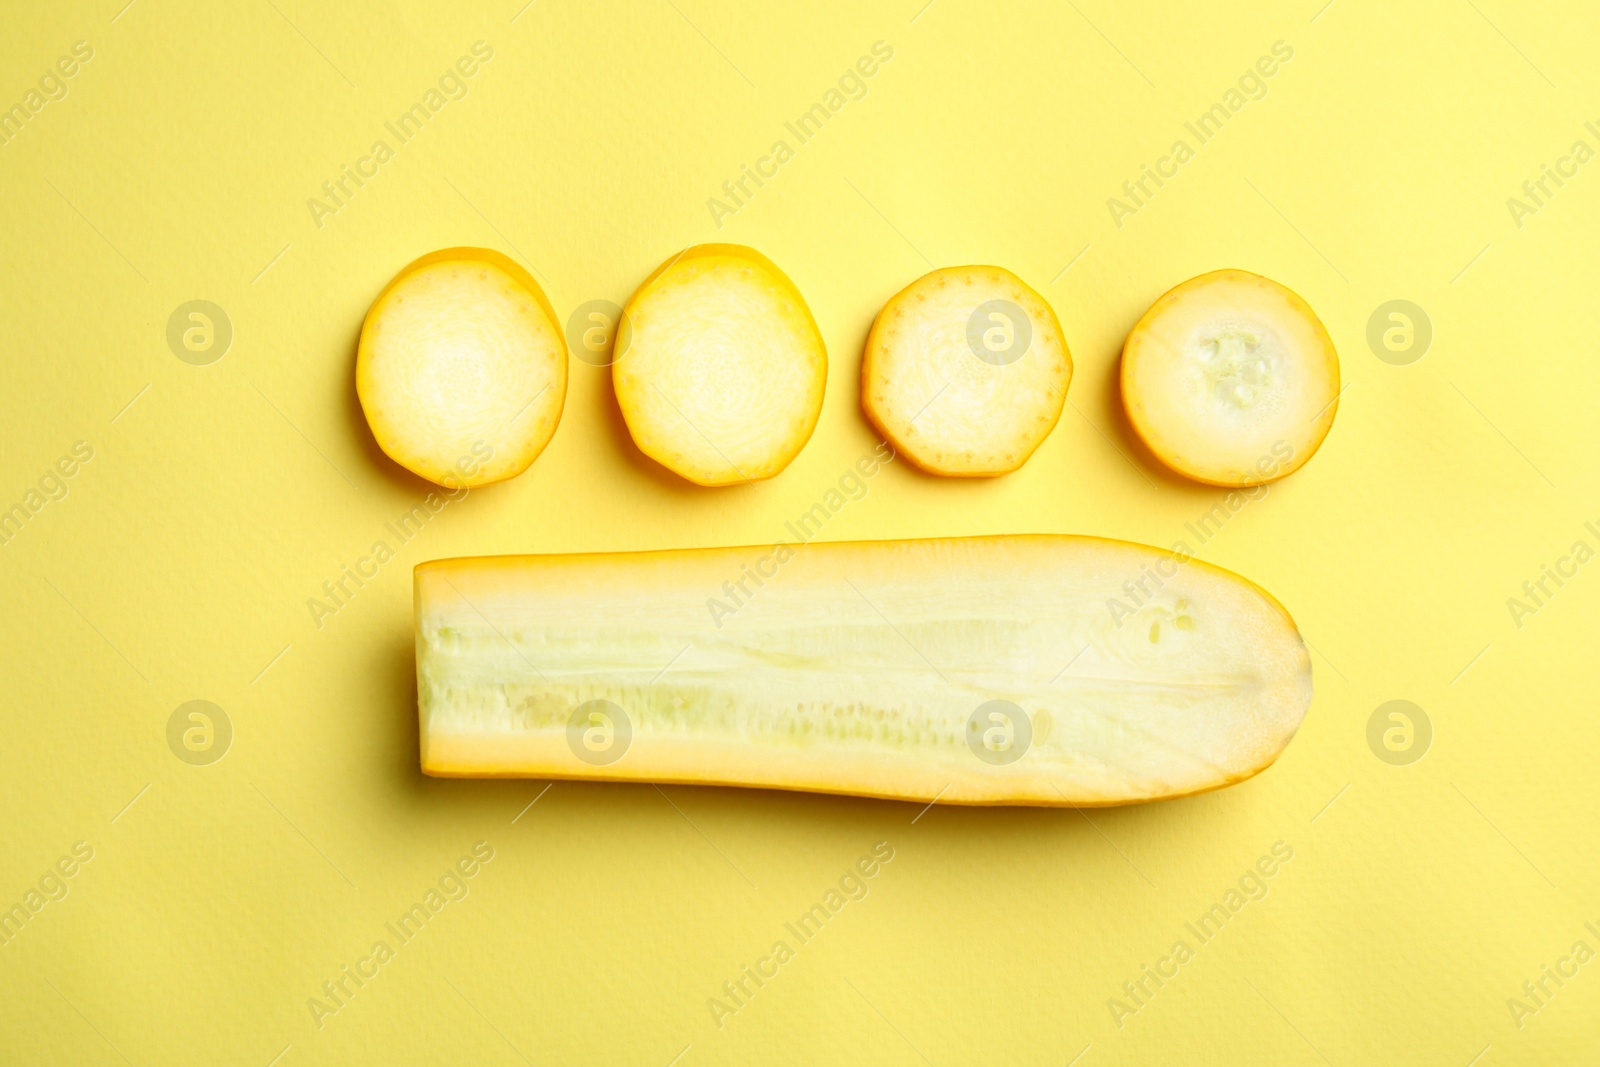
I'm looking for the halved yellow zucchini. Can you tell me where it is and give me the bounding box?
[357,247,566,488]
[416,535,1311,806]
[862,266,1072,477]
[1121,269,1338,487]
[613,245,827,486]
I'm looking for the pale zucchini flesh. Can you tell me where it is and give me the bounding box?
[357,247,567,488]
[416,535,1311,806]
[862,266,1072,477]
[614,244,827,486]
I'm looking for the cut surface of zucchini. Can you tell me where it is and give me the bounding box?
[1121,269,1338,487]
[862,266,1072,476]
[416,535,1312,806]
[614,244,826,486]
[358,247,566,487]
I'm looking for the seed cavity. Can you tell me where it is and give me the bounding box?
[1032,708,1053,746]
[1195,327,1276,409]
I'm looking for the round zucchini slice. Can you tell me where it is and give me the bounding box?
[357,247,567,488]
[1121,269,1339,487]
[613,244,827,487]
[862,266,1072,477]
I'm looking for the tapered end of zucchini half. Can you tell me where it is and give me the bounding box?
[613,245,827,487]
[357,247,567,488]
[862,266,1072,477]
[1121,269,1338,487]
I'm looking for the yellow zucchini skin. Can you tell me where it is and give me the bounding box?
[416,535,1311,806]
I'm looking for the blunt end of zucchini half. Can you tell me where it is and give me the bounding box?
[613,244,827,487]
[862,266,1072,478]
[415,535,1312,807]
[357,247,568,489]
[1121,269,1338,488]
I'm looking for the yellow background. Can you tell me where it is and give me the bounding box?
[2,0,1597,1063]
